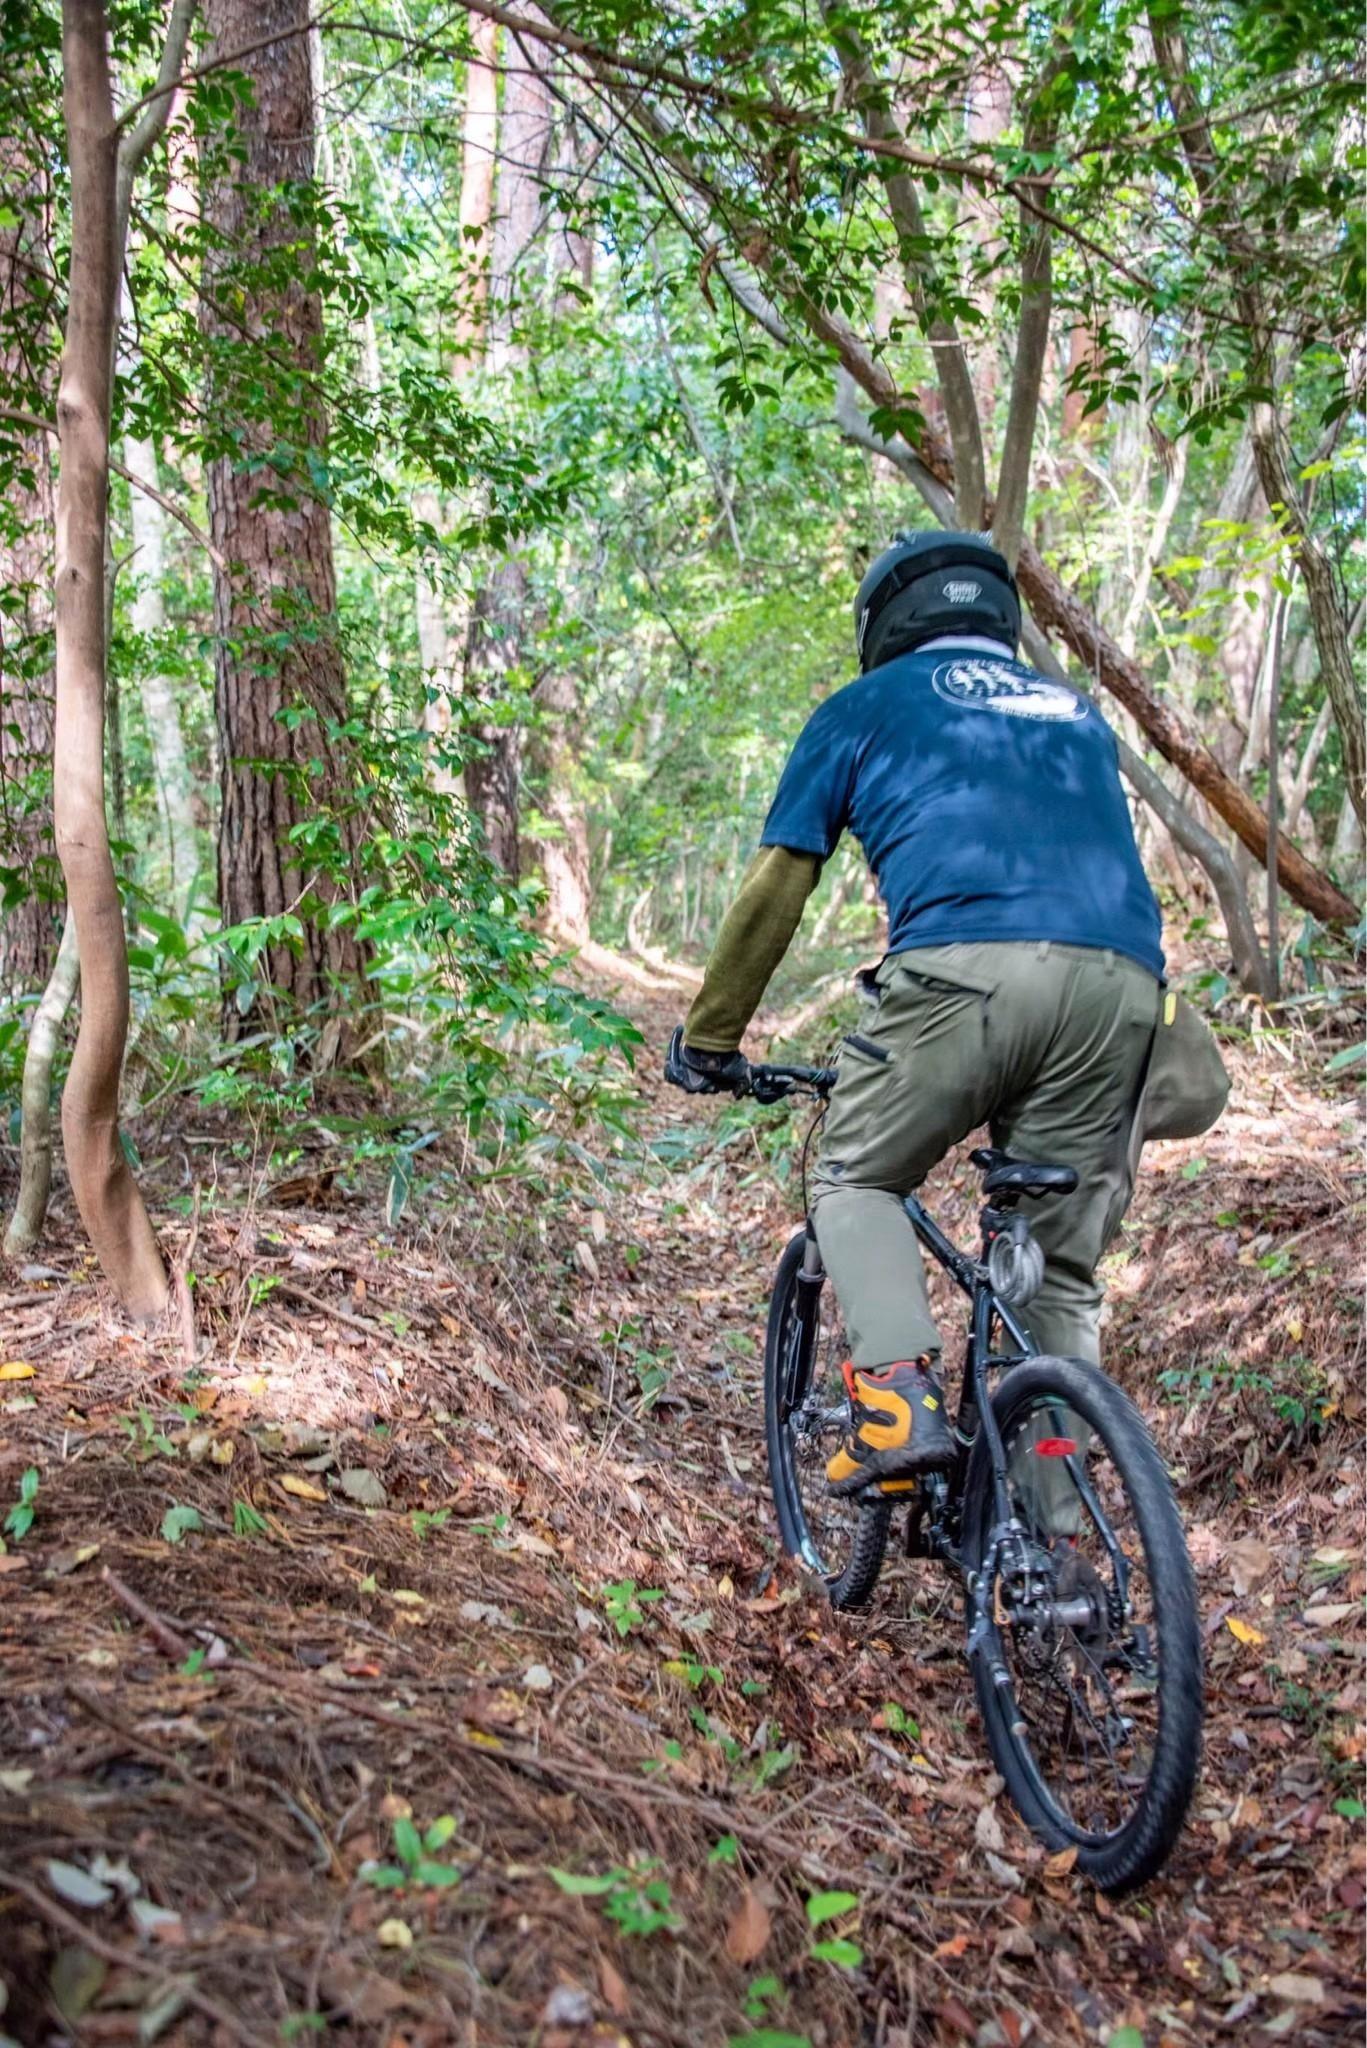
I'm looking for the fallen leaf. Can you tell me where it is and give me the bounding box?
[1226,1616,1265,1646]
[209,1439,235,1466]
[572,1240,600,1282]
[0,1362,35,1380]
[0,1554,31,1574]
[1267,1973,1324,2005]
[1043,1845,1078,1878]
[279,1475,328,1503]
[598,1953,629,2016]
[974,1803,1005,1855]
[724,1884,771,1964]
[46,1543,100,1578]
[129,1900,183,1941]
[0,1769,34,1794]
[320,1961,413,2023]
[46,1860,115,1909]
[985,1851,1022,1891]
[1228,1536,1275,1597]
[377,1918,414,1950]
[1303,1603,1355,1627]
[934,1933,973,1960]
[390,1589,424,1606]
[339,1467,388,1508]
[523,1664,554,1692]
[50,1945,106,2023]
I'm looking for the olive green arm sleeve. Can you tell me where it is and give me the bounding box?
[683,845,823,1052]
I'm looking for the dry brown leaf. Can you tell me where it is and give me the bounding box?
[934,1933,973,1960]
[723,1884,771,1965]
[1228,1536,1275,1597]
[572,1241,600,1282]
[279,1475,328,1503]
[1043,1845,1078,1878]
[598,1953,630,2016]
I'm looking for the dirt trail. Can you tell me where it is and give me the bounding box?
[0,973,1363,2047]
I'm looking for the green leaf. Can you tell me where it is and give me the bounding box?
[1107,2031,1147,2048]
[414,1860,460,1887]
[804,1889,858,1928]
[708,1833,740,1864]
[1334,1797,1365,1819]
[547,1867,619,1896]
[392,1816,422,1867]
[424,1815,458,1851]
[1326,1042,1366,1074]
[810,1937,863,1969]
[159,1505,203,1545]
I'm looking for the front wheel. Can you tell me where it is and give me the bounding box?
[962,1357,1202,1893]
[763,1230,890,1610]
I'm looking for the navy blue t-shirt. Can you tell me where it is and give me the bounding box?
[761,645,1164,978]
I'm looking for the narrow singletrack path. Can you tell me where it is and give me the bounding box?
[1,972,1362,2045]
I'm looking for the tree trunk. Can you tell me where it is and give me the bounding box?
[0,151,58,994]
[1148,10,1366,833]
[201,0,366,1034]
[415,16,498,785]
[53,0,167,1318]
[122,429,205,932]
[462,46,552,873]
[4,912,78,1261]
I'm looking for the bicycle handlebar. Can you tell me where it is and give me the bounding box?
[746,1060,837,1103]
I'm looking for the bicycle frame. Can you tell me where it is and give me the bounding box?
[899,1192,1131,1652]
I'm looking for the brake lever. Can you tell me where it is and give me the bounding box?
[749,1072,796,1105]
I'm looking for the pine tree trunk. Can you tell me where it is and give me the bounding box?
[0,149,58,994]
[201,0,365,1036]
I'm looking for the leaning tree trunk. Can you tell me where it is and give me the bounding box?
[0,148,58,994]
[52,0,167,1317]
[201,0,365,1038]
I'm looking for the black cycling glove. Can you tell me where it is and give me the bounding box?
[664,1026,750,1096]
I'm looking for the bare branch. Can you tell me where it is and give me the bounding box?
[0,403,226,567]
[119,0,197,175]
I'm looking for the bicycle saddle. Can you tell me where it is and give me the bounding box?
[970,1146,1079,1199]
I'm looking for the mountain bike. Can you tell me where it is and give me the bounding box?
[667,1030,1202,1893]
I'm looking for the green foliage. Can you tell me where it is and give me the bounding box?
[547,1858,682,1935]
[1,1465,38,1545]
[360,1813,462,1891]
[159,1504,204,1545]
[601,1579,665,1637]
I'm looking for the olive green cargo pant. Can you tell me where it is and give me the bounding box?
[809,941,1162,1371]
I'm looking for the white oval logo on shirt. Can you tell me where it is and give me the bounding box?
[943,579,981,604]
[931,657,1086,721]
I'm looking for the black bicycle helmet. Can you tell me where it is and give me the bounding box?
[854,530,1020,672]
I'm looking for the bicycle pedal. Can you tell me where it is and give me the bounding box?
[878,1477,919,1496]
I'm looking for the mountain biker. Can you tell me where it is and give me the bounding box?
[666,530,1228,1499]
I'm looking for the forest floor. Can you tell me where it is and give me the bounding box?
[0,964,1364,2048]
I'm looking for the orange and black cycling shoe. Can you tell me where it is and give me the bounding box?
[826,1358,956,1496]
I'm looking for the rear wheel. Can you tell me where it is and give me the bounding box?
[962,1357,1202,1892]
[763,1230,890,1610]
